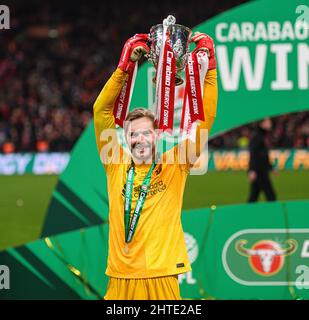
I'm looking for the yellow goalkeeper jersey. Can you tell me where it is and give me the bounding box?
[93,68,217,279]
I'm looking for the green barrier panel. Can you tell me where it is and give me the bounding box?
[0,225,109,300]
[1,200,309,300]
[181,201,309,299]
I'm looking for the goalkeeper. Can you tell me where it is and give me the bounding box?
[93,32,218,300]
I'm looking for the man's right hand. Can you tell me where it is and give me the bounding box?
[248,170,257,182]
[117,34,150,73]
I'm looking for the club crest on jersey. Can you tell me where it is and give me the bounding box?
[155,165,162,175]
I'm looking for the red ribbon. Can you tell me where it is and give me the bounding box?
[113,64,136,127]
[184,53,204,125]
[158,37,176,132]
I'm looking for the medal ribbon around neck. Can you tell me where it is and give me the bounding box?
[124,162,156,243]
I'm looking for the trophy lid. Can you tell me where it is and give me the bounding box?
[163,15,176,27]
[149,23,192,35]
[149,14,191,35]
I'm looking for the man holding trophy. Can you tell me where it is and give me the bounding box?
[93,16,218,300]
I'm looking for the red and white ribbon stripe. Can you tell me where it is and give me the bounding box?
[113,63,138,127]
[181,51,209,138]
[155,25,176,133]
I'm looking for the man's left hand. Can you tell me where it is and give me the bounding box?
[191,32,216,70]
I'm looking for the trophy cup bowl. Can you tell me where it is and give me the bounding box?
[148,23,192,86]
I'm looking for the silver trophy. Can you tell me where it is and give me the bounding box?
[147,15,192,86]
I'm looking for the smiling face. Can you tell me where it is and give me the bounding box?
[125,116,157,164]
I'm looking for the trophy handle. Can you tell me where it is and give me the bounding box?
[144,33,152,61]
[175,74,184,86]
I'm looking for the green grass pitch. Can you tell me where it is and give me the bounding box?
[0,170,308,250]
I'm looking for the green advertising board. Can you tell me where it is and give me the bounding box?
[180,201,309,299]
[0,153,70,175]
[0,149,308,175]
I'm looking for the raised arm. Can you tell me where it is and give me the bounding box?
[93,34,150,168]
[178,33,218,167]
[93,69,128,152]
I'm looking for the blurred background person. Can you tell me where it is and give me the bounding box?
[247,118,277,202]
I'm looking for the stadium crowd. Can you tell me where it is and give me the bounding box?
[210,112,309,150]
[0,0,308,152]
